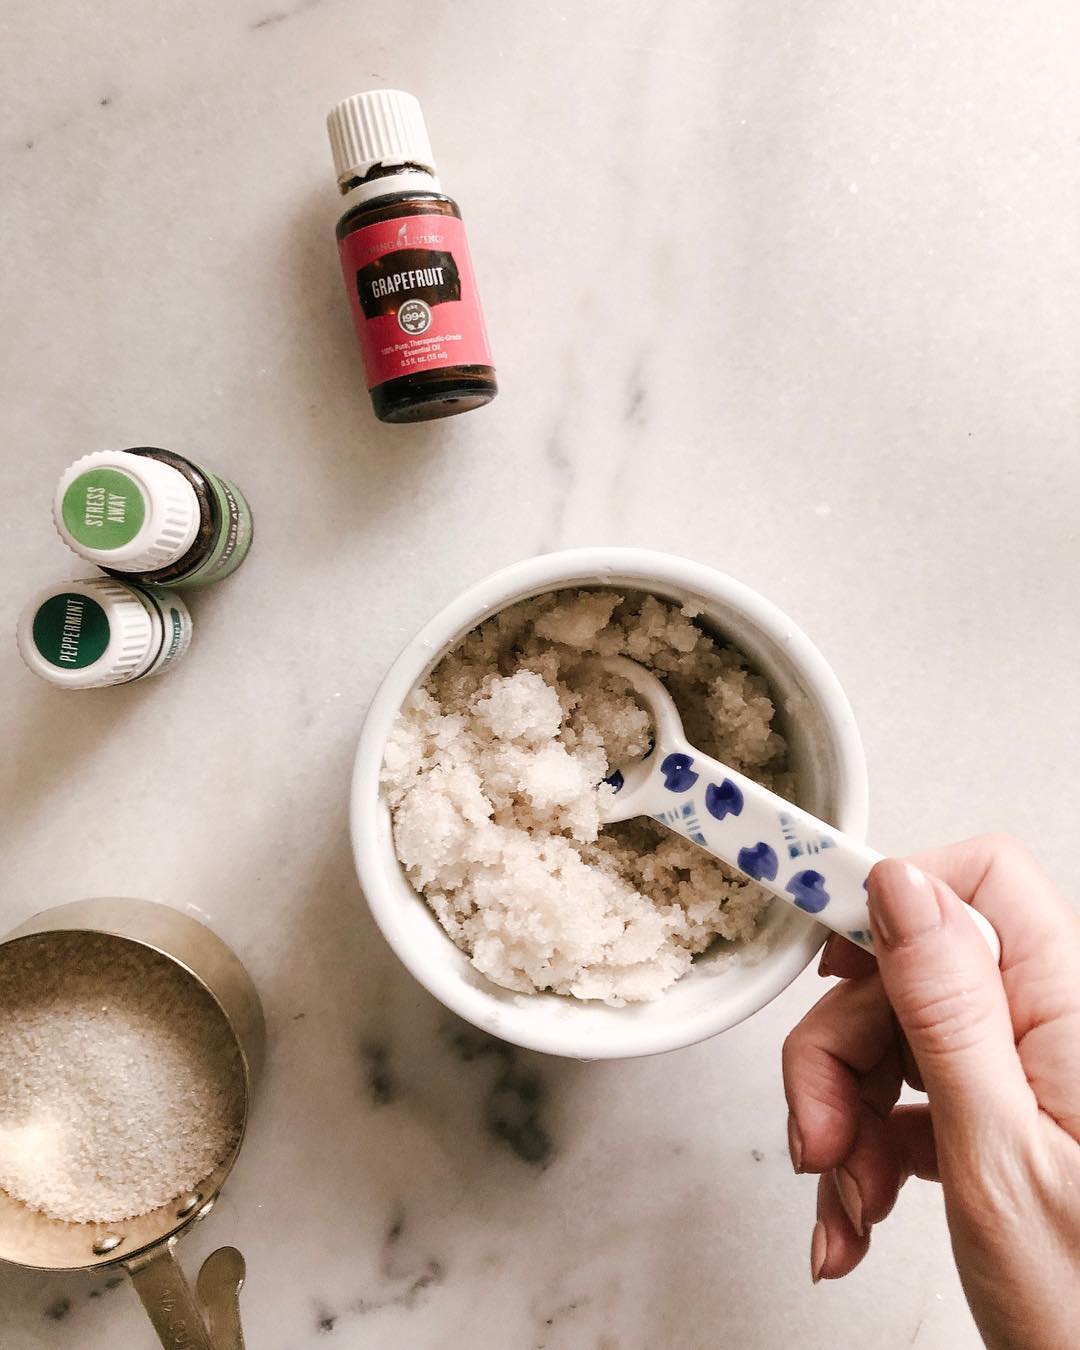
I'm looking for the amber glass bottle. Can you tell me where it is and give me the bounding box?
[327,90,497,424]
[53,447,253,588]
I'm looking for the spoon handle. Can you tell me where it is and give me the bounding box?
[616,739,999,959]
[196,1247,246,1350]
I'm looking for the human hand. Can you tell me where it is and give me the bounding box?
[781,836,1080,1350]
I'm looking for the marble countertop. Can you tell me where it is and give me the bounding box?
[3,1,1079,1346]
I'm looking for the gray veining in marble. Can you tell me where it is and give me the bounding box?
[3,1,1080,1346]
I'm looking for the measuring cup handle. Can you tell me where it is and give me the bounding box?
[126,1240,215,1350]
[629,740,1000,961]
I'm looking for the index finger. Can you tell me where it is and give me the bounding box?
[818,933,877,981]
[782,974,899,1173]
[909,834,1079,978]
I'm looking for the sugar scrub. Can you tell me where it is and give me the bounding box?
[0,933,244,1224]
[382,590,794,1004]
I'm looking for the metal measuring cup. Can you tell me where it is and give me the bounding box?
[0,897,265,1350]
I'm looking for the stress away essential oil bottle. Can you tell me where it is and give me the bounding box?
[326,88,497,423]
[53,448,253,588]
[17,577,193,689]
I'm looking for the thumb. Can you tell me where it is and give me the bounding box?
[868,859,1030,1139]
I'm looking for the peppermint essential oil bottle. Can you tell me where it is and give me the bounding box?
[326,88,497,423]
[17,577,193,689]
[53,448,253,588]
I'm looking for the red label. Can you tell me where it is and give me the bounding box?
[338,213,493,388]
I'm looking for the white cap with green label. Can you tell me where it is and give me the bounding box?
[16,577,193,689]
[54,450,200,572]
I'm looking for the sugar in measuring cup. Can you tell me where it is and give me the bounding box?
[0,897,264,1350]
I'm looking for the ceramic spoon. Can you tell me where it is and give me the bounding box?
[596,657,1000,961]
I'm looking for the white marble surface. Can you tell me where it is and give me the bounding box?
[2,1,1079,1346]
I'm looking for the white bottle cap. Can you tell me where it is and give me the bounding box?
[17,578,164,689]
[327,89,436,190]
[54,450,201,573]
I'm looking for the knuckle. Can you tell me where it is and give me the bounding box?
[782,1043,857,1138]
[781,1025,804,1065]
[893,980,997,1057]
[781,1020,815,1075]
[977,832,1033,868]
[797,1054,851,1117]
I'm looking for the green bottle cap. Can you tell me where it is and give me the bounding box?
[61,466,146,550]
[16,578,159,688]
[31,592,111,669]
[54,451,199,571]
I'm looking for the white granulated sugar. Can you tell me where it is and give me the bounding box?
[0,933,243,1224]
[382,590,794,1006]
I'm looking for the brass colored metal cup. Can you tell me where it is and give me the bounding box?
[0,897,265,1350]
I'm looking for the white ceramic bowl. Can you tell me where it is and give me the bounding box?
[351,549,868,1059]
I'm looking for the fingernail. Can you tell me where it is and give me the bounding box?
[868,860,942,949]
[787,1113,804,1172]
[834,1166,864,1237]
[810,1221,827,1284]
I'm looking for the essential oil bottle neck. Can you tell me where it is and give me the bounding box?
[340,165,442,208]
